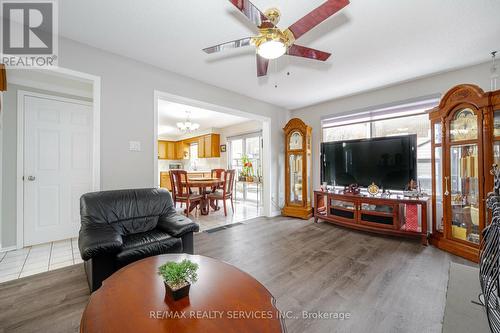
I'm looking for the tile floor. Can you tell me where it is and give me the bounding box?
[0,199,262,284]
[0,238,82,283]
[190,199,263,231]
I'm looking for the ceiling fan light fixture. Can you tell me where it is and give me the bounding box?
[257,40,287,60]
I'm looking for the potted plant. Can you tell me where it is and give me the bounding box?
[158,259,199,301]
[241,155,254,182]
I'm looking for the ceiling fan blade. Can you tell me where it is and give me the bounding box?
[228,0,275,28]
[286,0,349,40]
[203,37,253,54]
[256,54,269,77]
[287,44,331,61]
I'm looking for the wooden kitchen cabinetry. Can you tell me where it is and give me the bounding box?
[197,134,220,158]
[158,133,220,160]
[160,172,172,190]
[158,140,176,160]
[176,141,189,159]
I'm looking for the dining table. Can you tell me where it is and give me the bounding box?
[182,177,224,215]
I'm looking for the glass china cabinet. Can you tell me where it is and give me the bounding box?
[429,84,500,262]
[282,118,313,219]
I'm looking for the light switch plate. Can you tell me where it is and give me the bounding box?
[129,141,141,152]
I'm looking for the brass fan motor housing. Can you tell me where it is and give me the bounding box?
[250,8,296,50]
[264,8,281,25]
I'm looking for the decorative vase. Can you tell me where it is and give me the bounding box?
[246,176,253,182]
[164,281,191,301]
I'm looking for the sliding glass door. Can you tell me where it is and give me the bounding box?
[228,132,262,203]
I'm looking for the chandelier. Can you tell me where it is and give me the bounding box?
[176,111,200,133]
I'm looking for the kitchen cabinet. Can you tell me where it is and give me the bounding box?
[197,134,220,158]
[158,140,176,160]
[176,141,189,160]
[197,136,205,158]
[160,172,172,190]
[159,134,220,160]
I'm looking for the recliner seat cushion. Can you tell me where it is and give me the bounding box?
[115,229,182,267]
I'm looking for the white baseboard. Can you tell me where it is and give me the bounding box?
[0,245,16,253]
[268,210,282,218]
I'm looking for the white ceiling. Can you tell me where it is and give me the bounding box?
[158,99,250,139]
[59,0,500,110]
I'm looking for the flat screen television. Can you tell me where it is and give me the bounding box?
[321,135,417,190]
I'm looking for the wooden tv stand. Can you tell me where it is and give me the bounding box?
[314,190,429,245]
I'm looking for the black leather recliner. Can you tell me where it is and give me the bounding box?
[78,188,199,292]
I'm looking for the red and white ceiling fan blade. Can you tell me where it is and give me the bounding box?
[228,0,275,28]
[256,54,269,77]
[287,0,349,40]
[203,37,253,54]
[287,44,331,61]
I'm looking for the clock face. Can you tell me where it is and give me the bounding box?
[289,131,303,150]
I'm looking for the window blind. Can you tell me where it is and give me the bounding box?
[321,96,440,128]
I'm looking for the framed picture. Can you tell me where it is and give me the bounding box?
[220,144,227,153]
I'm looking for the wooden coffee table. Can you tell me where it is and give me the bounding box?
[80,254,285,333]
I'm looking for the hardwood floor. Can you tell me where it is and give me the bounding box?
[0,216,470,333]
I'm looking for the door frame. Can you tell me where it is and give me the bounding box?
[153,90,273,217]
[16,69,100,248]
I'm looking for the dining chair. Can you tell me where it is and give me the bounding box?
[207,169,235,216]
[207,168,225,194]
[170,170,203,217]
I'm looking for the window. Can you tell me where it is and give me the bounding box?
[322,99,438,191]
[323,123,370,142]
[189,143,198,168]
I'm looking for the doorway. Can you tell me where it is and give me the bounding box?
[11,68,101,249]
[153,90,272,226]
[20,92,93,246]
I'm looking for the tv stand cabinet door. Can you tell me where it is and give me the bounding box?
[358,202,398,229]
[327,194,358,224]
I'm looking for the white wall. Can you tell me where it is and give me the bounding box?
[291,61,494,191]
[56,38,288,214]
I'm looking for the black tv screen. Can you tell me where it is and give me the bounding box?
[321,135,417,190]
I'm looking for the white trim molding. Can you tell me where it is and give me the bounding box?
[0,92,3,249]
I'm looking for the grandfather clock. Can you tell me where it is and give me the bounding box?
[282,118,313,219]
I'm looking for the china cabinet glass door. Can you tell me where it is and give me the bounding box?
[445,108,481,245]
[494,110,500,165]
[289,153,303,205]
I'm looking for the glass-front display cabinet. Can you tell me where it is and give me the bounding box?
[429,84,500,262]
[282,118,313,219]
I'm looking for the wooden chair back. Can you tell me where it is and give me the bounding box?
[170,170,190,198]
[223,170,236,196]
[211,169,225,180]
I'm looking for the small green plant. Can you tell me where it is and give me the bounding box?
[158,259,199,290]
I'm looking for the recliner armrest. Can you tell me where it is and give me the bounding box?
[157,213,199,238]
[78,219,123,261]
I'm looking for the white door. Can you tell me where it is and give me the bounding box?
[23,95,93,246]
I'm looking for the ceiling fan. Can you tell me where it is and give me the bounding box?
[203,0,350,77]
